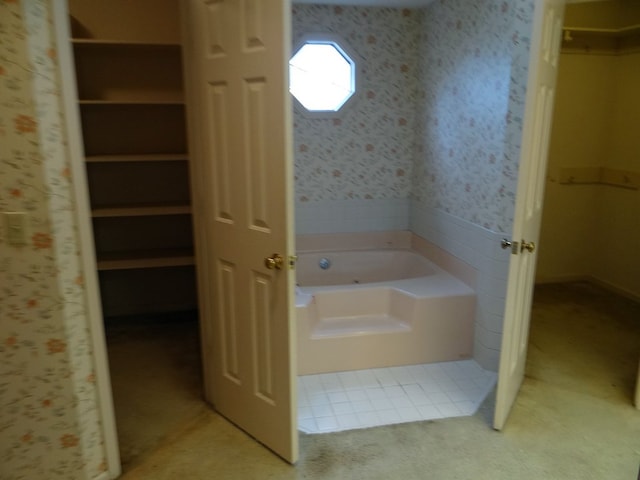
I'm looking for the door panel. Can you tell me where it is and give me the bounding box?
[182,0,297,462]
[494,0,565,430]
[244,79,271,230]
[207,84,234,222]
[218,260,239,381]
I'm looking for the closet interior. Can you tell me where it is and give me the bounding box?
[68,0,197,319]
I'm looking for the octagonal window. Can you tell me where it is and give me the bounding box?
[289,41,356,113]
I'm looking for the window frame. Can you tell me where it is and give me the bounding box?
[289,33,361,119]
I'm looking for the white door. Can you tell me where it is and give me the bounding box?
[494,0,565,430]
[182,0,298,462]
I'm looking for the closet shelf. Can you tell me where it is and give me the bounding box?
[85,154,189,163]
[563,24,640,38]
[97,249,195,271]
[91,204,192,218]
[79,100,184,106]
[72,38,181,48]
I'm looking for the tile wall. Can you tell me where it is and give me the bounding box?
[295,198,409,234]
[411,204,510,371]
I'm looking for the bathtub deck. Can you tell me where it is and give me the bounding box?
[311,314,410,339]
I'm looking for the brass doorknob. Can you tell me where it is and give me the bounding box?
[521,241,536,253]
[264,253,284,270]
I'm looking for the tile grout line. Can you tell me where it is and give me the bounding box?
[298,360,497,434]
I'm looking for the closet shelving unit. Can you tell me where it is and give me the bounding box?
[69,3,197,317]
[562,24,640,37]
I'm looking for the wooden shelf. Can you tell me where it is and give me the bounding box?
[81,105,187,155]
[563,24,640,38]
[97,249,195,271]
[91,204,191,218]
[72,38,181,48]
[85,153,189,163]
[79,100,184,105]
[557,166,639,190]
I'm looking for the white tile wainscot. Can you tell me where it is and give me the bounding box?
[296,198,410,235]
[411,204,510,371]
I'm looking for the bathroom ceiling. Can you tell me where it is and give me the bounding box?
[293,0,437,7]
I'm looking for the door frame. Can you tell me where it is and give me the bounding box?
[497,0,640,427]
[536,0,640,411]
[53,2,121,478]
[54,0,620,474]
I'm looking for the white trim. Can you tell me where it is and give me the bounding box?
[179,0,216,403]
[536,274,640,304]
[52,3,121,478]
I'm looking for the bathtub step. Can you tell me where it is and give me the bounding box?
[311,315,410,339]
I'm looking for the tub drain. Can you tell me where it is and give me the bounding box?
[319,258,331,270]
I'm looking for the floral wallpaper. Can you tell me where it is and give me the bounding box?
[293,1,535,235]
[292,5,422,204]
[0,1,106,479]
[411,0,535,233]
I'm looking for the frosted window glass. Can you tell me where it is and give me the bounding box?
[289,42,355,112]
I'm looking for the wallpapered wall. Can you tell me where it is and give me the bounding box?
[412,0,535,234]
[293,0,534,235]
[292,5,422,204]
[407,0,535,370]
[0,1,105,478]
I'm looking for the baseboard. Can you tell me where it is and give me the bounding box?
[104,309,199,326]
[587,277,640,304]
[535,275,640,304]
[535,274,590,285]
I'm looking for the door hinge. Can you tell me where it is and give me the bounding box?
[501,238,519,255]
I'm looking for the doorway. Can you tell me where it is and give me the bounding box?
[63,0,207,471]
[534,0,640,404]
[53,0,636,474]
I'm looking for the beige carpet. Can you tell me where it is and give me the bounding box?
[107,283,640,479]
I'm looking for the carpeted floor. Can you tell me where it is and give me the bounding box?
[106,282,640,479]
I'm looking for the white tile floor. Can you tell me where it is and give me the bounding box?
[298,360,496,434]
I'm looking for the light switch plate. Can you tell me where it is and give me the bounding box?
[4,212,28,246]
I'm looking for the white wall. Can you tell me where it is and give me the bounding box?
[537,47,640,300]
[593,52,640,298]
[537,53,614,282]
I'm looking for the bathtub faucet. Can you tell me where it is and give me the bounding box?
[319,258,331,270]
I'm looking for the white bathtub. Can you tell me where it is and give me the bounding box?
[296,249,476,375]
